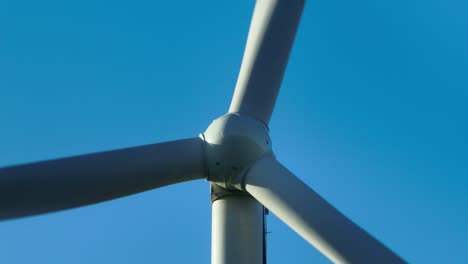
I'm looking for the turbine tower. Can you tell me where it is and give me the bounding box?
[0,1,405,263]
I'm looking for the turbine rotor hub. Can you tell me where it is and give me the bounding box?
[201,113,273,190]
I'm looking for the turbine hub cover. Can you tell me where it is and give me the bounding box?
[201,113,273,190]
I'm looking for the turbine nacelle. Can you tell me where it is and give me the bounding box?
[201,113,272,190]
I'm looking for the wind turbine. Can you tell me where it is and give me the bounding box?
[0,0,405,263]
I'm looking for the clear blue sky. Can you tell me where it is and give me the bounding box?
[1,0,467,263]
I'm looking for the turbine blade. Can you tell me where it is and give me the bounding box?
[0,137,206,221]
[228,0,305,125]
[243,155,405,264]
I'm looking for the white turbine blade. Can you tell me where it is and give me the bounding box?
[243,155,405,264]
[229,0,305,125]
[0,137,205,221]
